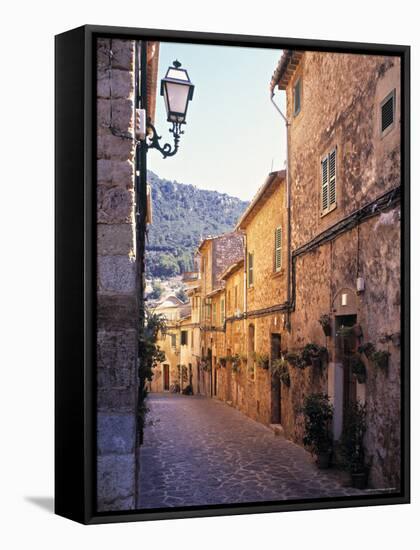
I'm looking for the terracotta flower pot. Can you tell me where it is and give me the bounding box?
[351,471,368,489]
[317,452,330,469]
[322,325,331,337]
[353,324,363,338]
[311,357,322,369]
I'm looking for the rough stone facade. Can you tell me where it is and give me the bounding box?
[272,51,401,489]
[96,38,138,511]
[148,296,201,395]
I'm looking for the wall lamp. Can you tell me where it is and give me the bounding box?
[139,60,194,159]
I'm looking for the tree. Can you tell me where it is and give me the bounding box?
[157,254,180,277]
[148,280,164,300]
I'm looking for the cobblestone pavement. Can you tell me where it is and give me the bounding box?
[138,393,371,509]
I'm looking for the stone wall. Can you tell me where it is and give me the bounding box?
[285,52,400,250]
[96,38,138,511]
[281,51,401,489]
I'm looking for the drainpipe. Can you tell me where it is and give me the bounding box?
[270,90,291,332]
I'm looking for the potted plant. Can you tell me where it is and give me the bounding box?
[319,314,331,336]
[349,353,367,384]
[358,342,375,360]
[271,358,291,387]
[337,325,354,339]
[371,350,390,371]
[302,393,334,468]
[201,358,211,372]
[302,343,328,368]
[340,401,368,489]
[286,351,307,370]
[255,352,270,370]
[352,324,363,338]
[231,354,241,374]
[391,332,401,347]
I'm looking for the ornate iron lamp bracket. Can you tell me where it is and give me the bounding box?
[146,121,184,159]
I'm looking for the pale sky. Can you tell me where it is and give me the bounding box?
[148,42,287,202]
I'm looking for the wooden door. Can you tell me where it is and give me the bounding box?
[336,315,357,410]
[270,333,282,424]
[163,364,170,391]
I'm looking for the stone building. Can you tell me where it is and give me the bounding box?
[148,295,184,393]
[196,232,244,397]
[220,259,245,406]
[148,294,199,394]
[270,50,401,489]
[230,171,289,425]
[96,38,159,511]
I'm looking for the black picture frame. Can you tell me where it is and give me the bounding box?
[55,24,410,525]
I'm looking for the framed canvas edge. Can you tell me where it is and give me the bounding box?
[55,24,411,526]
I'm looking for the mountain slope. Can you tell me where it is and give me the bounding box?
[146,171,249,279]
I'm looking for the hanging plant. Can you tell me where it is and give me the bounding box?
[284,352,306,370]
[255,352,270,370]
[337,325,354,338]
[271,358,290,386]
[371,350,390,371]
[319,314,331,336]
[201,358,211,372]
[349,354,367,384]
[271,357,287,376]
[302,343,328,367]
[219,356,227,368]
[231,354,242,373]
[358,342,376,360]
[352,324,363,338]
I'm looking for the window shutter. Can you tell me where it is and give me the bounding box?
[275,227,282,271]
[329,148,336,207]
[248,253,254,286]
[321,156,328,212]
[381,91,395,133]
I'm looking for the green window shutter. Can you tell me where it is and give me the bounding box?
[321,156,329,212]
[221,298,225,324]
[329,148,336,207]
[275,227,282,272]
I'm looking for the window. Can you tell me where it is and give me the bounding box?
[381,89,396,135]
[171,334,176,347]
[321,148,337,215]
[248,252,254,287]
[293,78,301,116]
[181,330,188,346]
[220,298,225,324]
[212,303,217,325]
[234,285,238,309]
[191,330,194,348]
[227,290,231,311]
[275,227,282,272]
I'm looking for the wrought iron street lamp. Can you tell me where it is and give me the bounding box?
[147,60,195,158]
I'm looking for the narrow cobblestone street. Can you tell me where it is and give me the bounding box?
[138,393,371,509]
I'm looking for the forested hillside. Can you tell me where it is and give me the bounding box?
[146,171,248,279]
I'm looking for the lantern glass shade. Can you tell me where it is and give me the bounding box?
[161,63,194,124]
